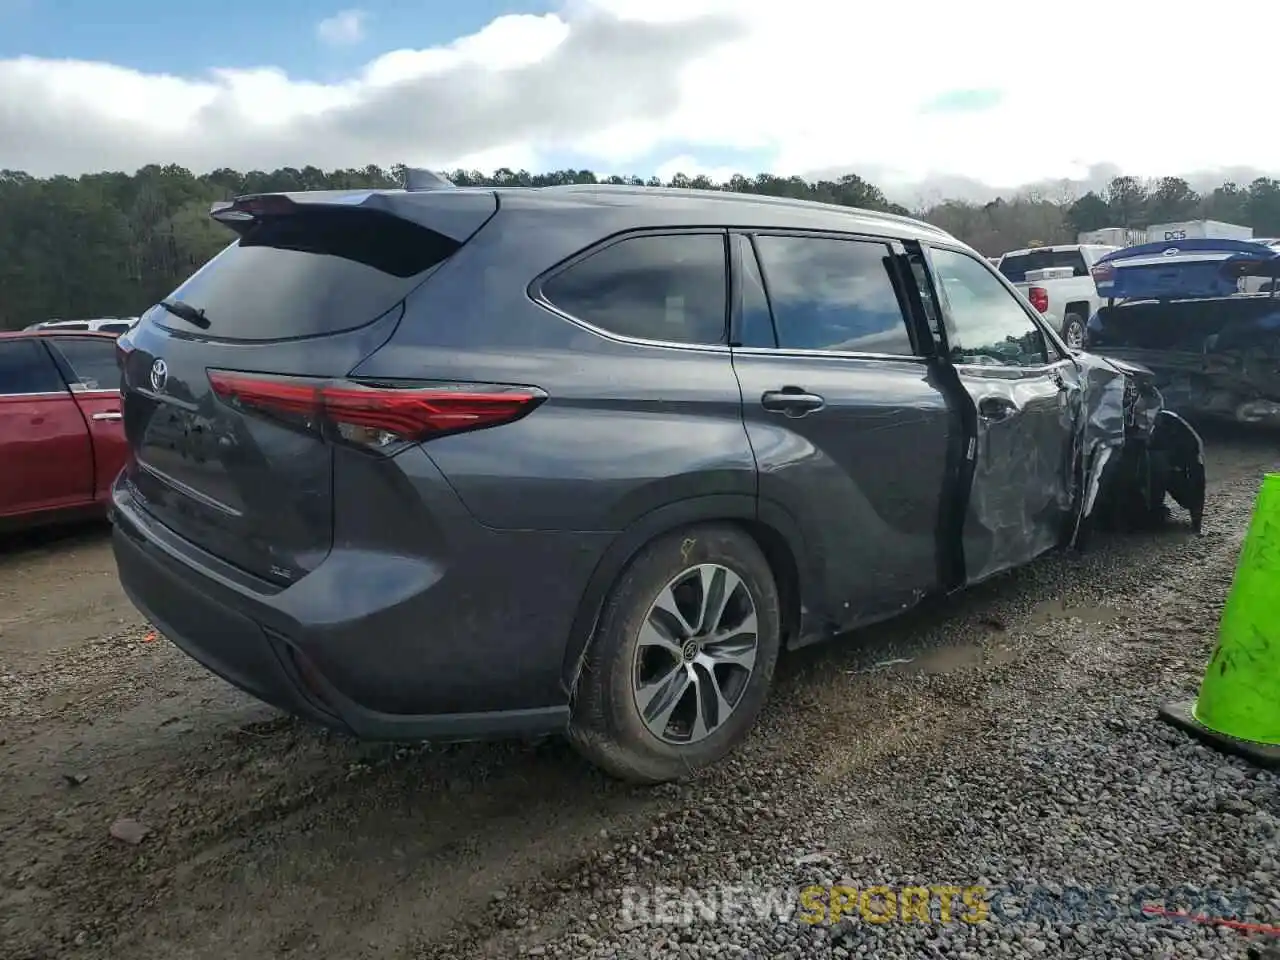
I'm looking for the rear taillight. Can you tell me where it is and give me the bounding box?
[1091,261,1116,287]
[207,371,545,451]
[1028,286,1050,313]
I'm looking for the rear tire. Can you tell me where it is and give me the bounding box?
[1063,312,1086,349]
[568,524,781,784]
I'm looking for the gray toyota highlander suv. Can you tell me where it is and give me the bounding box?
[110,182,1204,783]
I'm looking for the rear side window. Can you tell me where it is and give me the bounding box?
[49,337,120,390]
[0,340,67,395]
[159,209,460,342]
[753,235,915,355]
[998,249,1088,282]
[541,234,728,345]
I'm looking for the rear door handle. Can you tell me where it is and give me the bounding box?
[978,396,1016,421]
[761,388,826,417]
[91,411,122,421]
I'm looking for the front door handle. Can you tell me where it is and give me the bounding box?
[978,396,1017,421]
[761,388,826,417]
[91,411,123,421]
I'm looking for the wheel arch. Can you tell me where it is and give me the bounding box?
[1064,301,1092,321]
[560,495,810,697]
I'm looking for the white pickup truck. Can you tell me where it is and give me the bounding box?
[995,244,1119,348]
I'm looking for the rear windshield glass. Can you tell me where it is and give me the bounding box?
[998,250,1088,282]
[158,208,460,342]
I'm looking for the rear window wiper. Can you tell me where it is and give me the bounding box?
[158,299,210,329]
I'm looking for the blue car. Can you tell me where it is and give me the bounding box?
[1087,238,1280,424]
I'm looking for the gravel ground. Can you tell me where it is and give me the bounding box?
[1,428,1278,960]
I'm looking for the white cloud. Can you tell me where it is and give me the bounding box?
[0,10,741,176]
[3,0,1280,198]
[317,9,368,47]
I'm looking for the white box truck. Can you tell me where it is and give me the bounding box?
[1145,220,1253,244]
[1077,227,1147,247]
[995,245,1119,348]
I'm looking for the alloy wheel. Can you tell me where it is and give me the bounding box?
[631,563,759,745]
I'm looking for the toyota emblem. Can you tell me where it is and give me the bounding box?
[149,358,169,393]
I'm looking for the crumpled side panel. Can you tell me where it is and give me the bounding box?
[962,374,1080,584]
[1071,353,1208,540]
[953,346,1206,583]
[1068,355,1129,545]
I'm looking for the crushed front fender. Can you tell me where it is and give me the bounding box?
[1071,352,1206,544]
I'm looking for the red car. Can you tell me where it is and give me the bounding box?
[0,330,128,530]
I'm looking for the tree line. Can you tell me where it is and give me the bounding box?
[4,163,1280,330]
[927,174,1280,255]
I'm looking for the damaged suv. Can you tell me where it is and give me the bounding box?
[110,182,1205,784]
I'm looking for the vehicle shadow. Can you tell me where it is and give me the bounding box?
[18,435,1274,960]
[70,512,1197,960]
[1184,417,1279,456]
[41,504,1199,960]
[36,681,668,960]
[0,516,111,563]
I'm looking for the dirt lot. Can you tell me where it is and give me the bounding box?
[2,429,1278,960]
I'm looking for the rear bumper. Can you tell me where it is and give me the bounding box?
[110,473,607,742]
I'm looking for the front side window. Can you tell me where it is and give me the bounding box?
[542,234,729,345]
[0,340,68,395]
[752,235,915,355]
[930,248,1049,368]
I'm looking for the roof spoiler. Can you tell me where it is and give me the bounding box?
[1092,238,1280,301]
[209,184,496,243]
[402,167,455,191]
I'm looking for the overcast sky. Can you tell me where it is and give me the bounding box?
[3,0,1279,204]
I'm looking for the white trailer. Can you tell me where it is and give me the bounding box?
[1144,220,1253,244]
[1077,227,1147,247]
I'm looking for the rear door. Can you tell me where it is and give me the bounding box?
[728,232,956,628]
[0,339,94,517]
[46,335,129,501]
[914,244,1080,585]
[117,196,488,585]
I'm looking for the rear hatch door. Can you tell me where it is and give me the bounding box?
[118,189,495,585]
